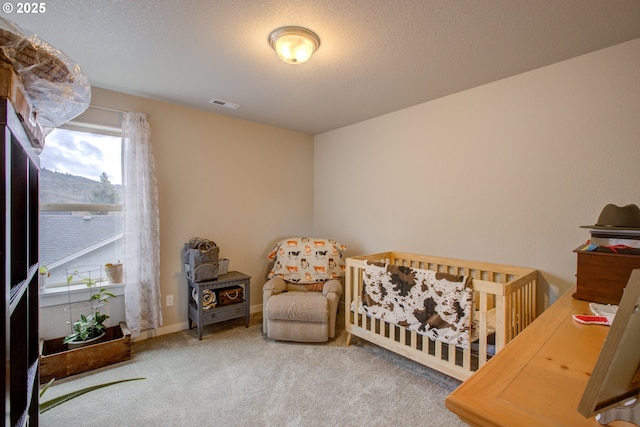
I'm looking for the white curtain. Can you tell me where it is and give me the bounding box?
[122,112,162,336]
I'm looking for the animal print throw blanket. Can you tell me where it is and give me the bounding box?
[361,263,474,347]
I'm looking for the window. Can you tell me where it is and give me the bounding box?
[39,126,124,287]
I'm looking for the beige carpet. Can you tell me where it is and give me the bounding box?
[40,312,466,427]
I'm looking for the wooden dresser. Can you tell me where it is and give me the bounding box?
[445,287,635,427]
[573,246,640,305]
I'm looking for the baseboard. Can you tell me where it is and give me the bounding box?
[135,303,263,341]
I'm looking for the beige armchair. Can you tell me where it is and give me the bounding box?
[263,277,342,342]
[261,237,346,343]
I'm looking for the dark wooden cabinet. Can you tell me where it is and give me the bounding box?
[573,246,640,305]
[2,98,40,426]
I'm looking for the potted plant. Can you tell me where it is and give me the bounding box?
[62,269,116,347]
[39,265,50,292]
[104,262,123,283]
[40,266,131,383]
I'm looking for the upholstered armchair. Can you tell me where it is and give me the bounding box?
[262,237,346,343]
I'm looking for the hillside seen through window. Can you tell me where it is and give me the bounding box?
[39,127,124,286]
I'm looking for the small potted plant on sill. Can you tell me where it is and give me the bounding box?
[63,268,117,348]
[39,265,50,292]
[104,262,124,283]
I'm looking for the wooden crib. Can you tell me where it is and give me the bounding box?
[345,252,538,381]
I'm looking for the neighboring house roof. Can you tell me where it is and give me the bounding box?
[39,214,122,267]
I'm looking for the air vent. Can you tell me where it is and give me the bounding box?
[208,98,240,110]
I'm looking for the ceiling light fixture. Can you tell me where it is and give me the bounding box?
[268,26,320,65]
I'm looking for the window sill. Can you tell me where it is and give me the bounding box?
[39,282,126,308]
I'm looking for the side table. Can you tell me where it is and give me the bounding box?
[187,271,251,340]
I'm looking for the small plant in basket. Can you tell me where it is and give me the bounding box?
[63,269,117,345]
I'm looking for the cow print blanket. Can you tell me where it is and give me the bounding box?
[361,262,473,347]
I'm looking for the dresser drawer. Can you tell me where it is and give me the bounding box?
[202,304,246,325]
[573,248,640,304]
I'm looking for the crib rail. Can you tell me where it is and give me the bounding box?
[345,252,538,381]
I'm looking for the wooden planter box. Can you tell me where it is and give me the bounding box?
[39,322,132,384]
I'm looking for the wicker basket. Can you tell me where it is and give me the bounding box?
[217,286,243,306]
[218,258,230,276]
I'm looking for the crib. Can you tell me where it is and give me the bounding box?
[345,252,538,381]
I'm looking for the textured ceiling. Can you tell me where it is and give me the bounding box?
[8,0,640,135]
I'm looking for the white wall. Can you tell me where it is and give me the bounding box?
[80,89,315,334]
[41,39,639,338]
[314,38,640,308]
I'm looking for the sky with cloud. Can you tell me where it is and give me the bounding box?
[41,128,122,185]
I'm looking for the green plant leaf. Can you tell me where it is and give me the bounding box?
[83,277,98,287]
[39,378,55,398]
[95,313,109,323]
[39,378,145,413]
